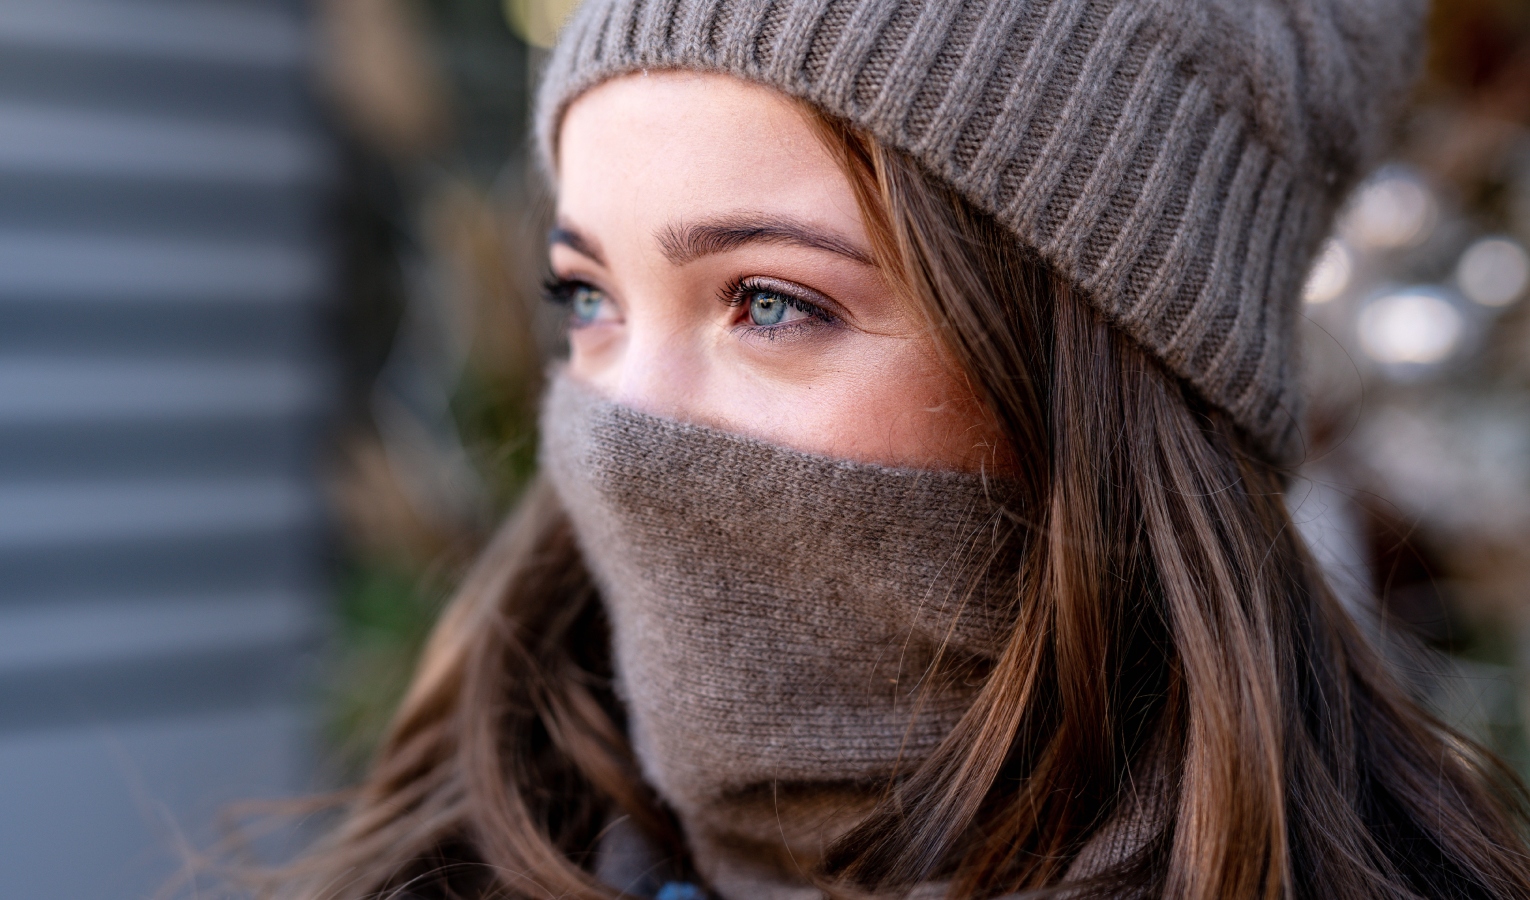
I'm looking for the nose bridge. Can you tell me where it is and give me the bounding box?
[610,307,698,417]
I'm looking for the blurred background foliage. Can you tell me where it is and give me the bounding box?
[312,0,1530,777]
[1293,0,1530,772]
[313,0,554,774]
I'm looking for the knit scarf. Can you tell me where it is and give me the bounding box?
[540,372,1026,900]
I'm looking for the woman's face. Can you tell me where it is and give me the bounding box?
[552,72,1003,470]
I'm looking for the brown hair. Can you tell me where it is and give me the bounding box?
[265,113,1530,899]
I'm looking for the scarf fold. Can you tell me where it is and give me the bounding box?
[540,372,1026,899]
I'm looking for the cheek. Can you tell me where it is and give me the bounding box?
[838,347,1000,469]
[562,326,622,388]
[709,335,1005,472]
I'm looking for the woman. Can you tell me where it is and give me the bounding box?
[285,0,1530,897]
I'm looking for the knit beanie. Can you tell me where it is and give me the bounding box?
[534,0,1426,462]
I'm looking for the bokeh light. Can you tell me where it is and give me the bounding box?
[503,0,581,48]
[1457,236,1530,308]
[1342,167,1437,250]
[1303,238,1353,304]
[1357,287,1463,366]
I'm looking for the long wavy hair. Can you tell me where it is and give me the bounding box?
[267,108,1530,900]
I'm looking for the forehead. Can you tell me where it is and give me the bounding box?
[555,72,862,240]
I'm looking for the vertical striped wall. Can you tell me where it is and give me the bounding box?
[0,1,333,896]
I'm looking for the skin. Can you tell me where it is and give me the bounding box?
[551,71,1005,471]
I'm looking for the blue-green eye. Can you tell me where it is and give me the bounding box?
[545,277,616,327]
[747,289,805,327]
[719,277,838,339]
[571,284,607,325]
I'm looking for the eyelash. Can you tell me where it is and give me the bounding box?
[719,276,838,340]
[543,275,610,328]
[542,275,589,306]
[542,274,839,341]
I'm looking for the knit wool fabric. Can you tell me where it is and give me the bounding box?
[535,0,1425,462]
[539,372,1026,900]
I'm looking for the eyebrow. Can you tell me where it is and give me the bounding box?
[657,214,876,267]
[548,224,606,266]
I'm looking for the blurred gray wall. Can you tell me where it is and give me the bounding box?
[0,1,333,896]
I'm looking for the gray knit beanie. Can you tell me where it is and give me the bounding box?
[534,0,1426,462]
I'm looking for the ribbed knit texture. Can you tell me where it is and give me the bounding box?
[535,0,1424,462]
[540,372,1025,900]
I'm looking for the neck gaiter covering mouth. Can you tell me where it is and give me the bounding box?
[539,373,1026,900]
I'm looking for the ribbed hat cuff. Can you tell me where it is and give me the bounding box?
[535,0,1423,464]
